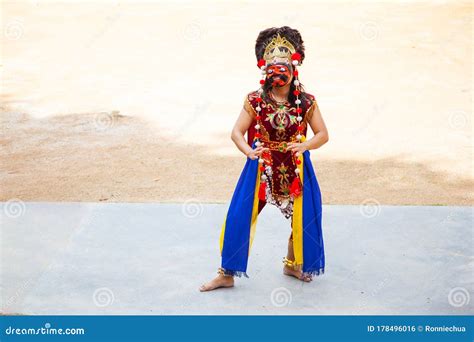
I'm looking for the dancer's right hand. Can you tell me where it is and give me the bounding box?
[246,146,269,160]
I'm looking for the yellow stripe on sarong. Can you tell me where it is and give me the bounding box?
[291,135,305,266]
[219,158,262,255]
[219,216,226,255]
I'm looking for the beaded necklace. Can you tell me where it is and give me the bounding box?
[254,51,304,199]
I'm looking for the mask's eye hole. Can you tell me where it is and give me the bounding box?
[267,69,273,73]
[280,67,286,72]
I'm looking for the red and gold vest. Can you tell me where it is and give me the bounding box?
[244,90,316,202]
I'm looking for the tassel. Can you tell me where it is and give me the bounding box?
[258,181,266,200]
[290,177,302,197]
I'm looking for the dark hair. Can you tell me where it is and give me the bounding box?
[255,26,305,64]
[255,26,309,105]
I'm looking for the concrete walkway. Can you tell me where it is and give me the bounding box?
[1,202,472,315]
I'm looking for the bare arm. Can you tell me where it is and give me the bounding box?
[231,106,269,160]
[288,100,329,153]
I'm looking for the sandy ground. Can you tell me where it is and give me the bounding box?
[1,0,472,205]
[1,108,472,205]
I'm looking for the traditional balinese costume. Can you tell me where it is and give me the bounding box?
[218,33,325,279]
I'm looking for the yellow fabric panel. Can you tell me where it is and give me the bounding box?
[291,135,306,266]
[219,156,261,256]
[219,216,226,255]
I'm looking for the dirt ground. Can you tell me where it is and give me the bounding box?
[1,1,472,205]
[1,108,471,205]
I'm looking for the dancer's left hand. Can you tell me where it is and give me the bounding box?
[287,141,309,154]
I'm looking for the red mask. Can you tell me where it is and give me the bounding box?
[266,63,292,87]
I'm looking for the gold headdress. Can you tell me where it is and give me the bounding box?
[263,33,296,64]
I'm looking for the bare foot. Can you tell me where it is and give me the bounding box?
[199,274,234,292]
[283,265,313,282]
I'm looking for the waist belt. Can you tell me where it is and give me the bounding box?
[260,138,296,153]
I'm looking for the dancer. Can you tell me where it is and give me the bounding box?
[200,26,329,292]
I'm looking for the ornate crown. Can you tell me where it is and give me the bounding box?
[263,33,296,63]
